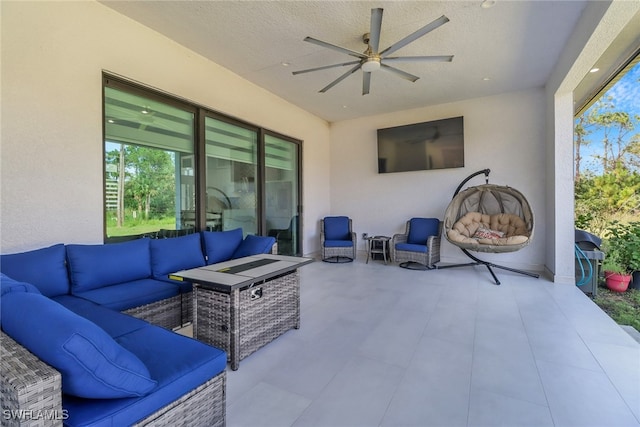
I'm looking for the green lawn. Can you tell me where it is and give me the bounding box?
[593,286,640,331]
[106,217,176,237]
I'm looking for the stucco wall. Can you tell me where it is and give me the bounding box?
[0,1,330,255]
[330,89,546,272]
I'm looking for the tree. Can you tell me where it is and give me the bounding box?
[124,146,176,220]
[105,144,176,227]
[578,96,640,175]
[574,115,592,181]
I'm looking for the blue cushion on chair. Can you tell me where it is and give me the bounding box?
[395,243,429,253]
[1,292,157,398]
[150,233,205,279]
[202,228,243,264]
[232,235,276,259]
[407,218,440,245]
[324,239,354,248]
[67,238,152,292]
[324,216,351,241]
[0,244,70,297]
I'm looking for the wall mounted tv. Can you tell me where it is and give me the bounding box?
[377,116,464,174]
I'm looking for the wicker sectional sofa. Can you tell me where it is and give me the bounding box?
[0,229,275,426]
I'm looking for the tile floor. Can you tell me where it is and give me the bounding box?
[224,256,640,426]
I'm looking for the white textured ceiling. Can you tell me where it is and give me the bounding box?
[100,0,588,122]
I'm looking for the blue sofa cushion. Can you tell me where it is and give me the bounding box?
[67,239,152,292]
[150,233,205,280]
[1,292,157,399]
[62,325,227,427]
[407,218,440,245]
[72,279,179,312]
[231,235,276,259]
[0,244,69,297]
[54,295,149,339]
[202,228,243,264]
[323,216,350,241]
[395,242,429,253]
[0,273,41,296]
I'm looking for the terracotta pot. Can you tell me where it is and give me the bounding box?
[604,271,631,292]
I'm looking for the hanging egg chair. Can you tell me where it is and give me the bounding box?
[439,169,539,285]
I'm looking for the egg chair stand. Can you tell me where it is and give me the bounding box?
[437,169,540,285]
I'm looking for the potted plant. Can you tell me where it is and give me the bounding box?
[603,221,640,290]
[602,221,638,292]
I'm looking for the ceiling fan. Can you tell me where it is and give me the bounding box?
[292,8,454,95]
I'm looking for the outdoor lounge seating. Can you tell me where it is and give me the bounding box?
[440,169,539,285]
[0,229,275,426]
[320,216,357,263]
[391,217,442,269]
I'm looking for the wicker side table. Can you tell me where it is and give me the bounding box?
[364,235,391,264]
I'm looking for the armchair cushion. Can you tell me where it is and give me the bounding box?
[0,244,69,297]
[324,239,354,248]
[67,238,152,292]
[323,216,351,241]
[1,292,157,399]
[202,228,244,264]
[231,234,276,259]
[407,218,440,245]
[395,243,428,253]
[150,233,205,280]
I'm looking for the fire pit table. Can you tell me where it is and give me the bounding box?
[172,254,313,370]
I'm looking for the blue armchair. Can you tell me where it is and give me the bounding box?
[320,216,357,263]
[391,218,442,269]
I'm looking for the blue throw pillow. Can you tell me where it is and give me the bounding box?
[202,228,243,264]
[232,235,276,259]
[150,233,205,279]
[324,217,350,240]
[1,292,157,398]
[67,238,152,292]
[0,273,41,296]
[0,244,70,297]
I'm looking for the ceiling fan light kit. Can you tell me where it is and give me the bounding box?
[362,57,381,73]
[293,8,453,95]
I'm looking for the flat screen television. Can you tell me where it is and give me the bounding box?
[377,116,464,174]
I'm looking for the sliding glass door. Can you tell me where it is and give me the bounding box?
[103,74,303,252]
[265,134,300,255]
[103,83,196,239]
[204,116,258,236]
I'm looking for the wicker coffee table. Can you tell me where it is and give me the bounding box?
[173,254,313,370]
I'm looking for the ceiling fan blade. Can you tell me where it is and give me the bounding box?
[362,72,371,95]
[380,63,419,82]
[368,8,383,53]
[380,15,450,57]
[304,36,367,59]
[319,63,362,93]
[292,60,360,75]
[383,55,454,63]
